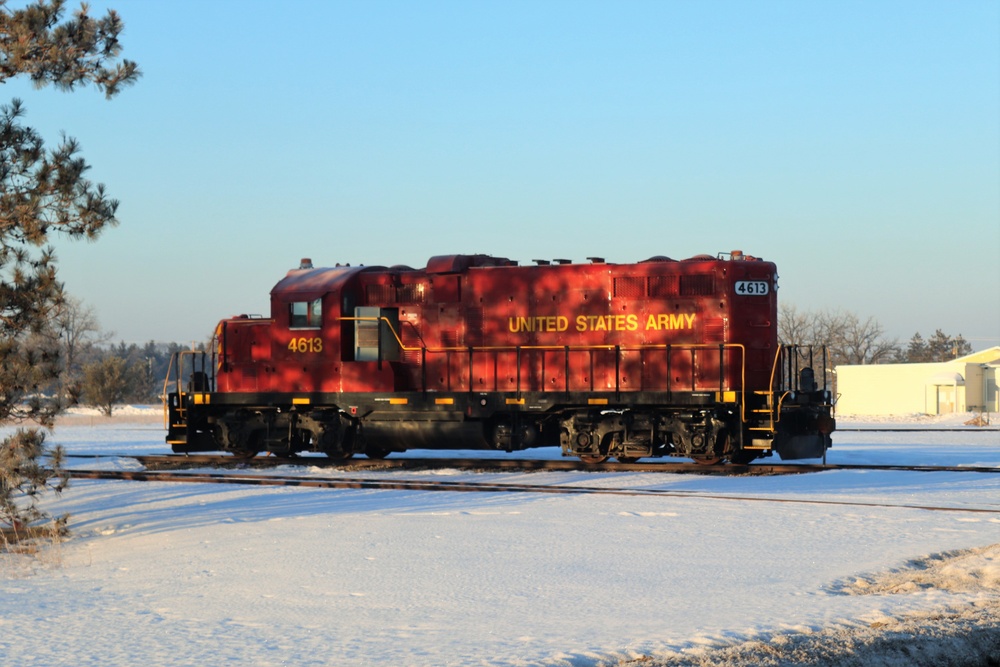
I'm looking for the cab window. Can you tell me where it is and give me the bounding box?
[289,299,322,328]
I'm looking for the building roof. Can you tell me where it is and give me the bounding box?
[956,346,1000,364]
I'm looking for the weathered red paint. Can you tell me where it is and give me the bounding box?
[215,253,777,396]
[168,251,833,463]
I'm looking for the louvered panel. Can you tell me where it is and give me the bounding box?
[704,318,726,342]
[396,284,425,304]
[648,275,679,297]
[364,284,394,305]
[401,323,422,365]
[465,307,484,347]
[613,276,645,299]
[679,274,715,296]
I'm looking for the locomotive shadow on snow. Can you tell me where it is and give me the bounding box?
[58,475,551,538]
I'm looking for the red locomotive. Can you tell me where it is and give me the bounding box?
[165,251,834,463]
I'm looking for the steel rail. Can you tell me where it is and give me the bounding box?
[835,428,999,432]
[66,468,1000,515]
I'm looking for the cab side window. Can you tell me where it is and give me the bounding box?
[290,299,322,328]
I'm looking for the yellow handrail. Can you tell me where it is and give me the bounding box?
[341,315,748,416]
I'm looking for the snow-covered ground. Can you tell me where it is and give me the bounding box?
[3,409,1000,666]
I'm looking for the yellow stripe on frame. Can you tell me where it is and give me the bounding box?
[505,398,525,405]
[389,397,408,405]
[292,397,311,405]
[435,398,455,405]
[588,398,609,405]
[193,393,210,405]
[715,391,737,403]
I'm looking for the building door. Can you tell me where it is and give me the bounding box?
[937,385,955,414]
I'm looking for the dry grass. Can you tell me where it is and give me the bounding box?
[1,520,68,577]
[965,414,993,427]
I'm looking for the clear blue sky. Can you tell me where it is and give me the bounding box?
[6,0,999,349]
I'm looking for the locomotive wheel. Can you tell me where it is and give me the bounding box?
[691,456,722,465]
[691,431,728,465]
[364,446,392,460]
[616,456,640,464]
[578,454,609,464]
[324,451,354,462]
[231,450,259,461]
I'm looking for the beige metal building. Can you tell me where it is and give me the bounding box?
[835,347,1000,416]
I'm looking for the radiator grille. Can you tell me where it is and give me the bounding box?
[679,274,715,296]
[613,276,646,299]
[648,275,679,297]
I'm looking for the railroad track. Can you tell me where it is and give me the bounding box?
[64,452,1000,476]
[69,453,789,475]
[64,467,1000,515]
[836,428,999,432]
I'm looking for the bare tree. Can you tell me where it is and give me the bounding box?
[53,295,110,395]
[778,305,899,366]
[777,303,814,345]
[834,311,898,365]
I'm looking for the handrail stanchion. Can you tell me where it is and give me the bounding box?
[564,346,570,393]
[615,345,621,400]
[719,343,724,392]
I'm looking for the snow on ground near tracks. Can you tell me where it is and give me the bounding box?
[2,410,1000,666]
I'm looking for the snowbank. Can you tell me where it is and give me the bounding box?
[630,545,1000,666]
[53,404,163,426]
[836,411,996,428]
